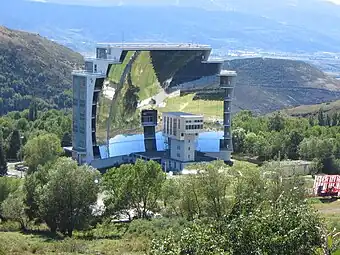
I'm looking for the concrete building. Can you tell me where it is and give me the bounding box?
[163,112,203,163]
[70,43,237,170]
[219,70,237,164]
[141,110,158,152]
[71,54,119,165]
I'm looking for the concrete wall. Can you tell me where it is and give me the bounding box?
[169,134,196,162]
[90,155,127,170]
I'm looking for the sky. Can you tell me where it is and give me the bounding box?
[28,0,340,6]
[29,0,179,6]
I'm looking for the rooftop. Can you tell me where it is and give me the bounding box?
[163,112,203,118]
[96,42,211,51]
[71,70,106,77]
[219,70,237,77]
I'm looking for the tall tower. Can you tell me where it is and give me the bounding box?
[141,110,158,152]
[162,112,204,171]
[219,70,237,165]
[72,47,119,165]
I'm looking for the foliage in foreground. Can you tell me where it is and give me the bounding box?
[23,133,63,173]
[24,157,100,236]
[0,177,22,209]
[102,159,166,220]
[151,162,325,255]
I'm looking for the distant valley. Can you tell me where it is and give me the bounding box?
[0,26,340,116]
[2,0,340,55]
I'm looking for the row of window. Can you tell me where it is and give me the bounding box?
[142,116,156,123]
[164,117,181,136]
[186,119,203,123]
[186,125,203,130]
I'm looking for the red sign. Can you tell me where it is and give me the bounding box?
[313,175,340,197]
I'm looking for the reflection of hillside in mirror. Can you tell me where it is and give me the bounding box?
[96,49,223,151]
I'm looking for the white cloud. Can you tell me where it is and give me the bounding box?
[326,0,340,4]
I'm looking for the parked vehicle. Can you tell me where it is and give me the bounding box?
[14,163,28,172]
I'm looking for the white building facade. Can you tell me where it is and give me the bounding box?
[162,112,204,169]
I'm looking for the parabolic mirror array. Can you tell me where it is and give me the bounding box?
[72,44,233,169]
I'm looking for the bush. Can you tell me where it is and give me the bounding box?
[125,218,189,239]
[56,238,88,253]
[0,221,21,232]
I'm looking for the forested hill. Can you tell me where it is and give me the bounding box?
[223,58,340,114]
[0,26,83,115]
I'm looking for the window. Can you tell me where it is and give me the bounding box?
[181,133,184,137]
[170,118,173,135]
[94,64,97,72]
[163,117,167,133]
[177,145,180,150]
[188,147,191,151]
[177,153,180,158]
[173,118,177,136]
[188,140,191,143]
[178,119,180,129]
[188,155,191,160]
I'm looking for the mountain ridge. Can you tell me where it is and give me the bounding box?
[0,26,83,114]
[2,0,340,53]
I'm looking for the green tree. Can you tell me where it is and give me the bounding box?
[23,133,63,173]
[7,129,21,161]
[326,114,332,127]
[332,113,338,126]
[103,159,166,219]
[24,157,100,236]
[0,177,22,219]
[308,116,315,126]
[318,108,325,126]
[1,188,28,230]
[232,128,246,153]
[244,132,258,155]
[285,129,304,160]
[0,140,7,176]
[196,161,234,220]
[16,118,29,132]
[151,163,324,255]
[268,112,285,132]
[61,132,72,147]
[161,178,182,217]
[28,100,38,121]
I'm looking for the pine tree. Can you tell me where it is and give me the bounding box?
[7,130,21,161]
[28,99,38,121]
[61,132,72,147]
[326,114,332,127]
[0,140,8,176]
[308,116,315,127]
[317,109,325,126]
[332,113,338,126]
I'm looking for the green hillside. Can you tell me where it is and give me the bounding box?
[282,99,340,117]
[131,51,160,100]
[0,26,83,115]
[157,94,223,120]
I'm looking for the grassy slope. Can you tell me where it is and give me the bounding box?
[131,51,160,101]
[158,94,223,120]
[109,51,134,83]
[282,99,340,117]
[0,231,146,255]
